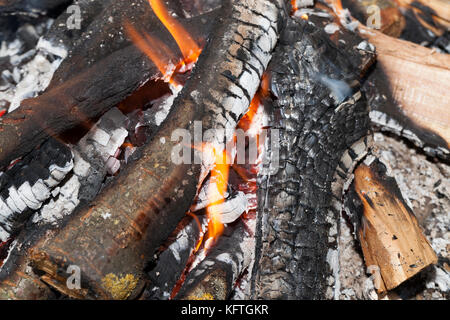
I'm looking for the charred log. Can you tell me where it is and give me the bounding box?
[175,219,252,300]
[0,0,216,169]
[251,15,373,299]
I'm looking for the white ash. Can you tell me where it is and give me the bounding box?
[0,18,66,113]
[357,40,375,53]
[150,84,181,126]
[293,0,314,8]
[31,108,129,227]
[294,8,331,19]
[32,175,80,225]
[324,23,340,35]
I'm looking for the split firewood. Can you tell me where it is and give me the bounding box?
[25,0,286,299]
[344,157,438,293]
[0,0,216,169]
[358,25,450,159]
[324,0,450,158]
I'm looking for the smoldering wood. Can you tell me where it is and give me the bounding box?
[0,107,128,242]
[344,157,438,293]
[175,219,251,300]
[26,0,285,300]
[0,138,73,241]
[251,13,373,300]
[0,107,130,298]
[144,214,206,300]
[0,0,217,170]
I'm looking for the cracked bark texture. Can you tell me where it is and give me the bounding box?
[251,17,371,299]
[27,0,286,299]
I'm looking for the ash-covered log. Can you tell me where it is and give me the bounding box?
[26,0,286,299]
[251,13,374,299]
[0,106,130,299]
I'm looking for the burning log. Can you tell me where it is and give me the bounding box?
[175,219,253,300]
[0,0,216,169]
[251,14,374,299]
[144,214,206,300]
[344,157,438,294]
[25,0,286,299]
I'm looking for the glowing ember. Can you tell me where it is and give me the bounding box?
[148,0,201,65]
[0,109,6,118]
[301,13,309,20]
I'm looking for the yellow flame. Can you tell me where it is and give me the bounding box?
[148,0,201,64]
[206,147,230,243]
[124,23,178,85]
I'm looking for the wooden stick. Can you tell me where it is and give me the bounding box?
[347,158,437,293]
[358,24,450,156]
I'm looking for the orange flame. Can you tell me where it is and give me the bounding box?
[333,0,344,14]
[291,0,299,14]
[148,0,201,64]
[125,23,178,85]
[205,148,230,244]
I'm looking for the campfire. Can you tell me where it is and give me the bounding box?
[0,0,448,300]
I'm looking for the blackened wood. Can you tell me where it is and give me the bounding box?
[28,0,286,299]
[0,0,72,16]
[175,220,250,300]
[144,214,205,300]
[0,0,216,170]
[251,15,372,300]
